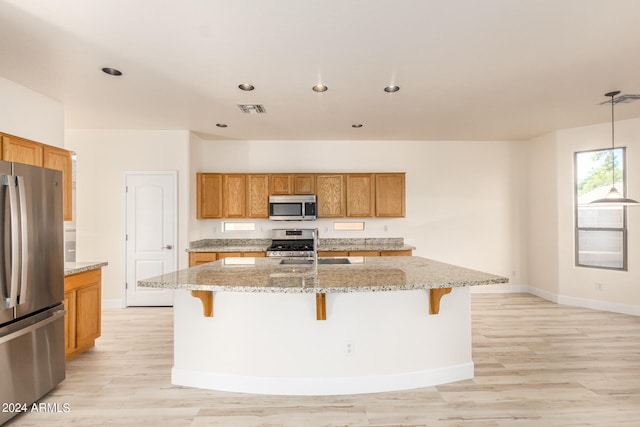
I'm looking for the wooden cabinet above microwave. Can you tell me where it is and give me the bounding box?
[196,172,405,219]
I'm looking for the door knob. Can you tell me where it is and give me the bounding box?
[162,245,173,250]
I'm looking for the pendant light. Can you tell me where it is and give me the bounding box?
[589,91,640,206]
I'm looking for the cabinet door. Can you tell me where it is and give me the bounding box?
[316,174,346,217]
[63,290,77,357]
[346,174,375,217]
[380,250,412,256]
[246,174,269,218]
[349,250,380,256]
[223,174,246,218]
[189,252,218,267]
[270,174,293,195]
[76,282,101,349]
[317,251,349,257]
[293,174,315,194]
[375,173,406,217]
[197,173,223,218]
[2,135,44,166]
[43,146,73,221]
[242,251,266,258]
[217,252,242,259]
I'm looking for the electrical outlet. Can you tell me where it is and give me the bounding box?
[595,282,603,291]
[344,340,354,355]
[383,225,388,232]
[212,226,217,233]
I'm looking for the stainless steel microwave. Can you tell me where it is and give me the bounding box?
[269,195,317,221]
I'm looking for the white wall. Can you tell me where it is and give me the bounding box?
[527,118,640,313]
[65,130,190,306]
[526,131,560,296]
[556,119,640,311]
[189,139,528,285]
[0,76,64,147]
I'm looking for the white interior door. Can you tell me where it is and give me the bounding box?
[125,171,177,306]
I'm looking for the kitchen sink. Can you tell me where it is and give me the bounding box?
[279,258,351,265]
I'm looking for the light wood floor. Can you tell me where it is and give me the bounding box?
[8,293,640,426]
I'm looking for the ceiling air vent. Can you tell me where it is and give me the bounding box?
[238,104,266,114]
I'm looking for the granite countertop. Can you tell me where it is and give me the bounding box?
[138,256,507,294]
[64,261,108,276]
[187,238,415,253]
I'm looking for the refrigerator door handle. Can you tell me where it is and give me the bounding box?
[16,176,28,304]
[4,175,20,309]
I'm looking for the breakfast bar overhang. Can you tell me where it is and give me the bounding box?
[139,256,508,396]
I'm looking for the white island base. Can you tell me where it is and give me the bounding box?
[172,286,473,396]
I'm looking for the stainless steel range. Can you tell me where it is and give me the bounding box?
[266,229,318,257]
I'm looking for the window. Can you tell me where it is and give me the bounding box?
[574,148,627,270]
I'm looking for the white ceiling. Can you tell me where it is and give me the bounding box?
[1,0,640,141]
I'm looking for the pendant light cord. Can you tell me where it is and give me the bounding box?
[611,93,615,187]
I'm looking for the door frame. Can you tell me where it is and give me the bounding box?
[123,170,178,307]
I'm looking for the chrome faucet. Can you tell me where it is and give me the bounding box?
[312,228,319,259]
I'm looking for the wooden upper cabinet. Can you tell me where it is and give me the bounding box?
[270,173,315,195]
[316,174,346,217]
[196,173,223,218]
[2,135,44,166]
[195,171,405,219]
[43,146,73,221]
[375,173,406,217]
[293,174,315,194]
[246,174,269,218]
[346,174,375,217]
[270,174,293,195]
[2,134,73,221]
[223,174,246,218]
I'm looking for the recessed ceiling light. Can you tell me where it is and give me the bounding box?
[238,83,255,91]
[101,67,123,76]
[352,124,363,128]
[384,85,400,93]
[216,123,228,128]
[312,84,328,92]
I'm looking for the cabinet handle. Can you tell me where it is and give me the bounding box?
[162,245,173,250]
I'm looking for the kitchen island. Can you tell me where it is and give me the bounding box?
[139,256,507,395]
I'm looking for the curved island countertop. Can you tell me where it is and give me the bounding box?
[138,255,507,294]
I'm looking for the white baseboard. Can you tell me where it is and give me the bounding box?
[172,362,474,396]
[101,299,125,309]
[523,286,559,303]
[555,293,640,316]
[480,284,638,316]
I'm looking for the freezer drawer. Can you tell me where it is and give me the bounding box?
[0,306,65,425]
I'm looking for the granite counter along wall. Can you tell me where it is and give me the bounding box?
[187,237,415,253]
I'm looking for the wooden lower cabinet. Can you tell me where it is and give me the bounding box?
[317,251,349,257]
[189,252,218,266]
[64,268,102,360]
[380,250,413,256]
[189,251,266,267]
[189,250,410,267]
[318,250,412,257]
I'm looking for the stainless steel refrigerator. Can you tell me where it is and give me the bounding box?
[0,161,65,425]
